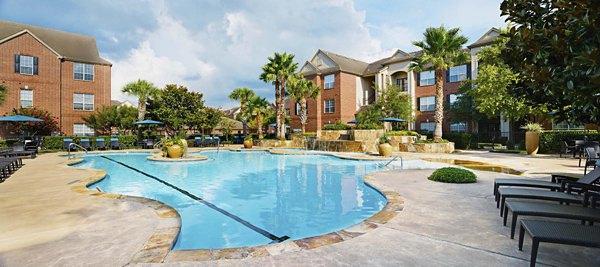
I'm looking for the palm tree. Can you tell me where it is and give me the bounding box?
[410,26,469,141]
[121,79,160,121]
[0,83,6,104]
[287,76,322,133]
[245,96,270,139]
[228,87,256,136]
[260,52,298,140]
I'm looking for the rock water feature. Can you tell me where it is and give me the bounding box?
[305,137,363,152]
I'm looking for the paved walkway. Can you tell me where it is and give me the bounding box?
[1,150,599,266]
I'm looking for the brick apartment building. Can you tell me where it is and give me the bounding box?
[294,28,505,134]
[0,20,111,137]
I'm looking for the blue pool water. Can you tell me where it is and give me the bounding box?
[77,151,387,249]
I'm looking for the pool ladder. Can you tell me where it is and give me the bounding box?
[67,143,88,160]
[382,155,403,170]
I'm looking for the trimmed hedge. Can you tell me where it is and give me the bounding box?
[428,167,477,183]
[539,130,600,153]
[388,130,418,136]
[42,135,138,149]
[322,120,352,130]
[0,139,19,148]
[443,133,472,149]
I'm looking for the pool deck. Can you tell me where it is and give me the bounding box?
[1,148,599,266]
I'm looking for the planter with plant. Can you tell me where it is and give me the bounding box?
[243,135,253,149]
[378,134,393,157]
[161,137,185,158]
[521,123,542,155]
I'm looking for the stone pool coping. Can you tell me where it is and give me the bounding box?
[64,148,404,263]
[147,153,208,162]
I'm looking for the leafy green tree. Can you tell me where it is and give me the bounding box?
[410,26,469,140]
[260,52,298,140]
[500,0,600,124]
[83,105,138,135]
[10,107,59,136]
[219,118,236,142]
[374,83,414,127]
[446,92,484,132]
[228,87,255,135]
[356,105,383,130]
[245,96,270,139]
[0,83,6,104]
[197,107,223,134]
[121,79,160,121]
[147,84,205,136]
[287,75,322,133]
[459,34,546,121]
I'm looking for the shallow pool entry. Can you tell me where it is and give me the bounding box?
[78,151,387,249]
[422,158,524,175]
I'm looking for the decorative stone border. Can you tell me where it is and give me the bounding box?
[63,149,404,263]
[147,153,208,162]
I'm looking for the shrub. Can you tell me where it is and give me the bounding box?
[303,132,317,137]
[539,130,600,153]
[415,139,449,144]
[521,122,543,133]
[428,167,477,183]
[0,139,19,148]
[355,122,383,130]
[388,130,419,136]
[42,135,138,149]
[322,120,352,130]
[443,133,472,149]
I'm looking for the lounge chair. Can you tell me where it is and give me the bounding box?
[5,144,36,159]
[144,139,155,149]
[204,136,213,147]
[583,147,599,174]
[494,167,600,201]
[578,141,600,167]
[559,141,576,158]
[213,136,220,146]
[95,139,106,150]
[518,219,600,267]
[194,137,202,147]
[63,138,73,151]
[80,139,92,151]
[110,138,121,150]
[504,199,600,239]
[0,157,22,180]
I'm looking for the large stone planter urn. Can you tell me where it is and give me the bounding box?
[378,143,393,157]
[243,139,253,149]
[525,132,540,155]
[167,144,183,158]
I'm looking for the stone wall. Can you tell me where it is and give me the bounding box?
[399,142,455,153]
[317,130,350,141]
[257,139,296,148]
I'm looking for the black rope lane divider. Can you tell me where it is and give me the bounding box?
[99,155,289,243]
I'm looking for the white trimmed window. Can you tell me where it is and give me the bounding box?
[419,96,435,111]
[419,70,435,86]
[74,63,94,81]
[74,93,94,111]
[20,89,33,108]
[396,78,408,91]
[295,102,308,116]
[449,65,467,82]
[552,121,584,130]
[450,122,467,132]
[324,99,335,113]
[448,94,461,105]
[73,123,95,136]
[420,122,435,132]
[19,55,34,75]
[324,74,335,89]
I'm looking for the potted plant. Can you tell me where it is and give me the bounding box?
[162,137,184,158]
[243,135,253,149]
[378,134,393,157]
[521,123,542,155]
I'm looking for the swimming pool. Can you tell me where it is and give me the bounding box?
[77,151,387,249]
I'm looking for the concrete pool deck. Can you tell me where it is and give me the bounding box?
[1,149,599,266]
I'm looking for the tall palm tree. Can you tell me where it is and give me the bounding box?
[245,96,270,139]
[121,79,160,121]
[288,76,322,133]
[410,26,469,140]
[228,87,256,136]
[260,52,298,140]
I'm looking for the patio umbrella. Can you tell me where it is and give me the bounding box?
[133,119,164,125]
[347,119,358,124]
[0,115,43,122]
[379,117,406,122]
[268,123,289,127]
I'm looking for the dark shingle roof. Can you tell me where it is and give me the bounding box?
[468,28,500,49]
[319,50,369,76]
[0,20,111,65]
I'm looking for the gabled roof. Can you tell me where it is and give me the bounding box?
[317,50,369,76]
[0,20,111,65]
[468,28,500,49]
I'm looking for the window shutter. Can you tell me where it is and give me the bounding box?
[446,95,451,106]
[417,97,421,111]
[416,72,421,86]
[467,64,472,79]
[446,69,450,82]
[14,54,20,73]
[33,57,39,75]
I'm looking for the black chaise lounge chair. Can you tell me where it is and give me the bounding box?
[559,141,576,158]
[504,199,600,239]
[518,219,600,267]
[5,144,37,159]
[110,138,121,150]
[95,139,106,150]
[493,171,592,198]
[0,157,22,181]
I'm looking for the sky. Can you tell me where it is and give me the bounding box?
[0,0,505,109]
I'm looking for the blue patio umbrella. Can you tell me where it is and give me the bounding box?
[379,117,406,122]
[347,119,358,124]
[268,123,289,127]
[0,115,43,122]
[133,119,164,125]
